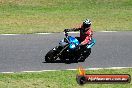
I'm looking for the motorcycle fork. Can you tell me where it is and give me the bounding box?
[55,45,69,58]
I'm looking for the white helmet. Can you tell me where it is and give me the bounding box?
[83,19,91,28]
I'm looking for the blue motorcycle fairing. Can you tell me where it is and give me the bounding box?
[86,38,96,49]
[68,36,79,49]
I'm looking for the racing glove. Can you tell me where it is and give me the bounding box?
[64,29,70,32]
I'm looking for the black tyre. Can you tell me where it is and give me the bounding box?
[59,54,68,63]
[79,48,91,62]
[45,49,58,63]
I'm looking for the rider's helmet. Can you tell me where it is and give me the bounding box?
[83,19,91,28]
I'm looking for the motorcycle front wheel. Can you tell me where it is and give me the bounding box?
[45,49,58,63]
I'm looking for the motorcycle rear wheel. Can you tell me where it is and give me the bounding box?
[78,48,91,62]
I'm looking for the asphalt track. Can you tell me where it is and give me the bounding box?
[0,32,132,72]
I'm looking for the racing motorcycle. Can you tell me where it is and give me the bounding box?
[45,30,96,63]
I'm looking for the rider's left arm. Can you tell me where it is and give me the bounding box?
[81,36,90,45]
[81,30,93,45]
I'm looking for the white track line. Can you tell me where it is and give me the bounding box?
[100,31,117,32]
[23,70,59,73]
[1,72,15,73]
[86,67,132,70]
[0,67,132,73]
[68,32,79,34]
[0,31,118,35]
[0,34,19,35]
[35,33,53,35]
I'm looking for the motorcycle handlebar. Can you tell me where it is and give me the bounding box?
[64,29,69,37]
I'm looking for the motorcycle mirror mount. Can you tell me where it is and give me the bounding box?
[64,31,68,38]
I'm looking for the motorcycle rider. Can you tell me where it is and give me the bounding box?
[64,19,95,49]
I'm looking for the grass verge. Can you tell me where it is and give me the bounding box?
[0,68,132,88]
[0,0,132,34]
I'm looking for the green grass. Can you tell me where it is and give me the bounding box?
[0,68,132,88]
[0,0,132,34]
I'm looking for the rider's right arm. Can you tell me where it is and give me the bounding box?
[70,28,80,31]
[64,28,80,32]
